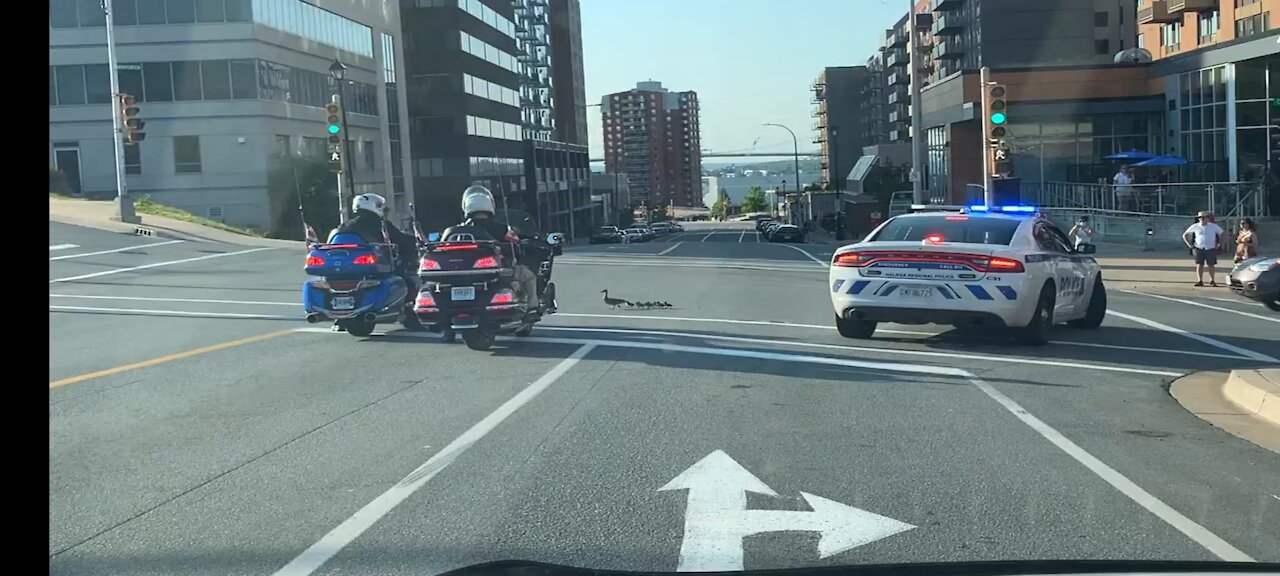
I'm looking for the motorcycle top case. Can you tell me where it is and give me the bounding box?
[305,233,395,277]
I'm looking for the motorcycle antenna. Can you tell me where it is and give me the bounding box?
[294,162,318,248]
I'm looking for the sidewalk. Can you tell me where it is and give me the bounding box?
[50,197,301,249]
[1171,368,1280,454]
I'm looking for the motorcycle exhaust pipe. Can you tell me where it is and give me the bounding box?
[363,312,378,324]
[306,313,325,323]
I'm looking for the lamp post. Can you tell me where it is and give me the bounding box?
[329,59,357,221]
[762,123,802,219]
[103,0,138,223]
[831,125,843,241]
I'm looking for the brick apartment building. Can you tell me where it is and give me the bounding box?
[600,81,701,209]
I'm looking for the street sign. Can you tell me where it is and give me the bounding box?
[660,450,915,572]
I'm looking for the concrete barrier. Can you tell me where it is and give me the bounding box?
[1223,368,1280,426]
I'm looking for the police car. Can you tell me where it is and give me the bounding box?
[828,205,1106,345]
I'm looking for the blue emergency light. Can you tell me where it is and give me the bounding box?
[967,204,1038,214]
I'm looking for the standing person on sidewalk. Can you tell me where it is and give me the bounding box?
[1113,165,1135,211]
[1235,217,1259,264]
[1068,215,1095,251]
[1183,211,1225,287]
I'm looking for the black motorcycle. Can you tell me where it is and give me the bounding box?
[414,226,563,350]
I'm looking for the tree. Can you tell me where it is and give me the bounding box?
[740,186,767,213]
[266,154,340,240]
[710,189,731,220]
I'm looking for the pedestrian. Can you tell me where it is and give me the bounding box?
[1183,210,1225,287]
[1068,215,1095,251]
[1235,217,1259,264]
[1113,165,1135,211]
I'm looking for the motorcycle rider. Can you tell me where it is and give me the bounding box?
[458,185,540,311]
[333,193,422,322]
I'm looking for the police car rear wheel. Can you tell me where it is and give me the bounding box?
[1067,277,1106,329]
[1016,286,1054,346]
[835,315,877,339]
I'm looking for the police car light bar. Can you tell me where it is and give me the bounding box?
[966,204,1038,214]
[910,204,967,213]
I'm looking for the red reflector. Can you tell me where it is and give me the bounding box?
[352,254,378,265]
[436,243,479,252]
[328,280,359,291]
[490,290,515,304]
[305,255,325,267]
[473,256,498,269]
[415,294,436,307]
[320,244,359,249]
[420,258,441,271]
[987,257,1025,272]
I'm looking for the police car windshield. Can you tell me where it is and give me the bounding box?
[868,215,1021,245]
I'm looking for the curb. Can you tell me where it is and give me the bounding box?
[1223,368,1280,426]
[1169,369,1280,454]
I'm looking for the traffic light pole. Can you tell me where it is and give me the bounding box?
[908,0,926,206]
[103,0,138,223]
[980,66,994,209]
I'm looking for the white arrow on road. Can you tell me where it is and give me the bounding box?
[659,450,914,572]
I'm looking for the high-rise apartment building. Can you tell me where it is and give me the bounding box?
[549,0,588,146]
[1137,0,1275,59]
[812,67,871,188]
[50,0,413,232]
[600,81,701,209]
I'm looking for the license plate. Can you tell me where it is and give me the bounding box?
[452,286,476,301]
[331,296,356,310]
[899,288,933,299]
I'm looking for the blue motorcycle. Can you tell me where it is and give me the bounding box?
[301,232,422,337]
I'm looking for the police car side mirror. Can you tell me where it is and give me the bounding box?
[427,232,441,242]
[1075,244,1097,255]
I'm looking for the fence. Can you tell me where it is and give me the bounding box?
[1034,181,1269,220]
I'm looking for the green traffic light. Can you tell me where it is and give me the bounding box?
[991,112,1007,125]
[328,125,341,134]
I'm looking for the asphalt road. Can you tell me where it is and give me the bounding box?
[49,220,1280,575]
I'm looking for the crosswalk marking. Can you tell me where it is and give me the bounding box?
[50,244,79,251]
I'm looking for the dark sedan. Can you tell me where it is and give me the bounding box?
[768,224,806,243]
[590,226,624,244]
[1229,256,1279,311]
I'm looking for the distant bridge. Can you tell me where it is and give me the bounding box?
[589,150,821,163]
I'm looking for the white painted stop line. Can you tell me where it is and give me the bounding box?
[50,244,78,251]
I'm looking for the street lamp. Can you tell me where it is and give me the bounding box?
[830,125,843,241]
[329,59,356,218]
[762,123,802,220]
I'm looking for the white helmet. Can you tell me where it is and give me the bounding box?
[461,184,496,217]
[353,193,387,217]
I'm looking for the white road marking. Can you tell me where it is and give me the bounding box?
[273,344,597,576]
[738,230,747,243]
[49,239,185,261]
[49,305,295,321]
[49,247,273,284]
[1107,310,1278,363]
[1121,290,1279,324]
[658,242,684,256]
[754,231,760,243]
[553,313,1245,362]
[1204,296,1264,307]
[700,231,717,242]
[966,374,1255,562]
[778,243,828,266]
[50,244,79,251]
[556,260,824,273]
[661,450,912,571]
[538,325,1186,377]
[48,294,295,307]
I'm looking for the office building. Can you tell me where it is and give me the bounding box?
[1137,0,1276,59]
[50,0,413,232]
[812,66,871,188]
[601,81,702,209]
[549,0,588,146]
[860,53,889,150]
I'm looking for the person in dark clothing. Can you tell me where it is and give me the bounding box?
[457,185,539,311]
[332,193,421,328]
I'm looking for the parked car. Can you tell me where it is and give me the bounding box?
[590,226,624,244]
[623,228,649,243]
[1229,256,1279,311]
[768,224,806,243]
[756,218,775,233]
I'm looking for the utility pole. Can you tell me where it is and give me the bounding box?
[908,0,926,205]
[980,66,994,208]
[103,0,138,223]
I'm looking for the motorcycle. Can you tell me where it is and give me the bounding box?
[414,226,563,351]
[301,230,422,338]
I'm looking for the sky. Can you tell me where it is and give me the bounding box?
[579,0,909,161]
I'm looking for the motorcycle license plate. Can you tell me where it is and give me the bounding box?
[452,286,476,301]
[331,296,356,310]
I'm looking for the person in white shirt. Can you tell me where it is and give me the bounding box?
[1183,211,1225,287]
[1113,165,1135,211]
[1068,215,1095,250]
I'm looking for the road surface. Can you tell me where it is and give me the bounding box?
[49,220,1280,575]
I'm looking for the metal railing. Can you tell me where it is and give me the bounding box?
[1034,181,1269,220]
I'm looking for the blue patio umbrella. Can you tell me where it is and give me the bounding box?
[1104,149,1159,160]
[1133,155,1188,167]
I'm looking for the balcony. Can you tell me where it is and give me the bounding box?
[885,49,907,68]
[931,0,963,11]
[932,13,963,35]
[887,71,909,86]
[886,86,908,105]
[1137,0,1180,24]
[1168,0,1216,12]
[934,40,963,60]
[887,30,907,48]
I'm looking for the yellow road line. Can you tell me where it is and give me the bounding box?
[49,329,296,389]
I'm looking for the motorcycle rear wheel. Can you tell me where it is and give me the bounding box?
[344,319,375,337]
[461,328,494,351]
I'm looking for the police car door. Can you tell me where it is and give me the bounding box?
[1045,222,1090,316]
[1032,221,1079,319]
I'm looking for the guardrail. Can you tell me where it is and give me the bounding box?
[1034,181,1269,219]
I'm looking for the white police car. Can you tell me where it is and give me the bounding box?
[828,205,1106,345]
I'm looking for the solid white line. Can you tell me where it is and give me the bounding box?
[49,239,184,261]
[49,305,296,321]
[48,294,295,307]
[536,325,1184,377]
[658,242,684,256]
[754,231,760,243]
[1203,296,1264,308]
[272,344,597,576]
[556,260,825,273]
[1121,290,1279,324]
[966,375,1255,562]
[738,230,747,243]
[700,231,717,243]
[49,247,273,283]
[778,243,828,267]
[50,244,79,251]
[1107,310,1278,363]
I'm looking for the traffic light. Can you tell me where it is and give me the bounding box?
[986,84,1007,142]
[990,144,1013,177]
[120,94,145,143]
[665,204,674,218]
[325,100,343,172]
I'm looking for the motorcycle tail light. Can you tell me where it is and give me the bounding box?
[490,290,515,304]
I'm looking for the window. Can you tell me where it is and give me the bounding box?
[1094,11,1108,27]
[1198,10,1220,43]
[166,0,196,23]
[55,66,86,105]
[143,62,174,102]
[251,0,374,57]
[83,64,112,104]
[363,140,376,172]
[113,0,139,25]
[229,59,257,99]
[274,135,291,157]
[1235,12,1269,38]
[1095,39,1110,55]
[195,0,223,22]
[123,143,142,175]
[173,136,202,173]
[868,216,1022,245]
[77,0,106,25]
[119,65,145,101]
[171,61,202,100]
[381,33,397,84]
[200,60,231,100]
